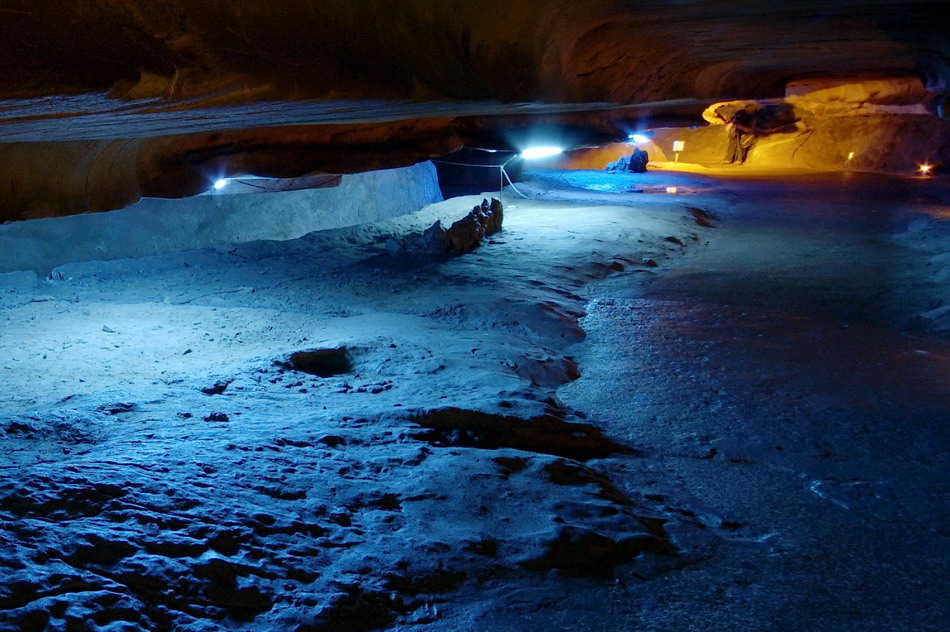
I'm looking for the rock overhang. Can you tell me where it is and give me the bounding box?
[0,0,947,221]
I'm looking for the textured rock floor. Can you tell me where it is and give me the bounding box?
[1,185,700,631]
[2,170,949,631]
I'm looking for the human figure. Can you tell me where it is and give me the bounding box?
[724,109,757,164]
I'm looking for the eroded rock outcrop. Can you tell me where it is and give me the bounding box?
[0,120,462,221]
[0,1,947,221]
[648,78,950,171]
[0,162,444,275]
[606,149,649,173]
[385,198,503,257]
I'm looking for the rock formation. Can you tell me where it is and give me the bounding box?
[0,1,947,221]
[386,198,503,257]
[606,149,649,174]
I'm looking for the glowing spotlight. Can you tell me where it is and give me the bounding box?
[520,146,564,160]
[213,178,229,190]
[666,186,679,194]
[629,133,650,144]
[918,163,933,176]
[847,152,855,161]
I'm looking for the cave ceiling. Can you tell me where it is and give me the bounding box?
[0,0,947,220]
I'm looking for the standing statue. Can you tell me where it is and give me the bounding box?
[724,109,757,164]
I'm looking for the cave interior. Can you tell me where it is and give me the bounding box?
[1,2,949,631]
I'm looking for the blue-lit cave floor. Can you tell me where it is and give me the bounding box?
[0,189,700,631]
[3,170,950,631]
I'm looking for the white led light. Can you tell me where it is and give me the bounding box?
[520,146,564,160]
[213,178,229,190]
[629,134,649,144]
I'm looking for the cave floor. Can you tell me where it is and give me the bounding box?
[513,170,950,631]
[1,170,949,631]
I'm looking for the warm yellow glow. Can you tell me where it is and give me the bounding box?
[919,163,933,175]
[847,152,855,161]
[666,186,678,194]
[672,140,686,152]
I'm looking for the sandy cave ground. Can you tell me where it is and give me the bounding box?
[1,168,949,631]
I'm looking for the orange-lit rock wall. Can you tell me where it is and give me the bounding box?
[2,2,945,105]
[567,114,950,175]
[0,1,948,220]
[559,78,950,175]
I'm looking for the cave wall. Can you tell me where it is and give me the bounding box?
[566,113,950,174]
[655,79,950,171]
[561,78,950,174]
[0,1,948,222]
[2,1,946,106]
[645,113,950,172]
[0,162,441,276]
[0,120,462,223]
